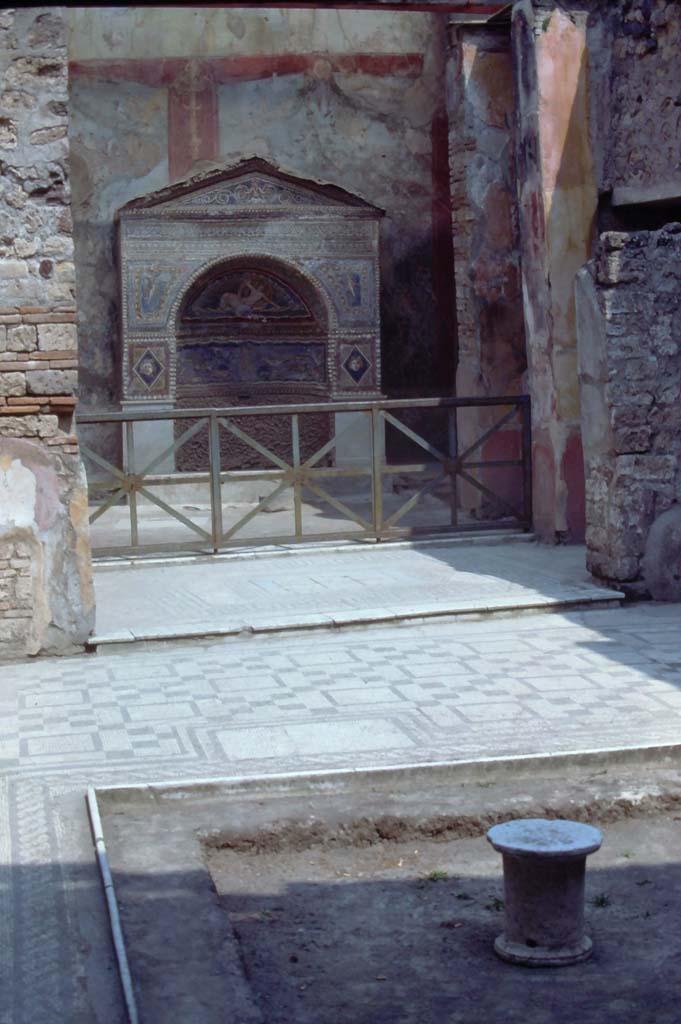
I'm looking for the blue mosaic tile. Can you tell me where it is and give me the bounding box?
[132,348,164,389]
[343,346,371,384]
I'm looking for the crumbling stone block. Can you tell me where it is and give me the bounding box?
[0,115,17,147]
[26,368,77,395]
[7,324,37,352]
[643,507,681,601]
[37,322,76,351]
[0,372,26,397]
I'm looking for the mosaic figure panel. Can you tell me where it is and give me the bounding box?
[174,252,332,471]
[182,268,313,324]
[170,175,336,211]
[177,341,326,390]
[338,342,375,389]
[128,341,169,397]
[127,262,187,330]
[310,258,377,326]
[177,260,328,404]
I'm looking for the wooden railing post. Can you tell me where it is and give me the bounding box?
[521,396,533,531]
[292,414,303,539]
[125,420,139,548]
[371,407,383,539]
[209,413,223,552]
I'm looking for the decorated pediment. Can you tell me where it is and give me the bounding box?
[171,174,336,211]
[119,157,383,218]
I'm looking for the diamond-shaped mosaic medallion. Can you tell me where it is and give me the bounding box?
[342,346,370,385]
[132,348,164,389]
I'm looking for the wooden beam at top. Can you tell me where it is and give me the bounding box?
[69,2,508,16]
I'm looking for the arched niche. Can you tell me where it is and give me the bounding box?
[175,256,331,406]
[173,256,334,471]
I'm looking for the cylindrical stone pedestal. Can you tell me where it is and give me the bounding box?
[486,818,603,967]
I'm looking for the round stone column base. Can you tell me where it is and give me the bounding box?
[494,933,593,967]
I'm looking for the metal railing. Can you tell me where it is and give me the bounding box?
[76,395,532,557]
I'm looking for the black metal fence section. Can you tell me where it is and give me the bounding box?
[76,395,532,557]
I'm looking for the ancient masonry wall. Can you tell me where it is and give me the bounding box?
[576,227,681,594]
[0,7,94,659]
[573,0,681,595]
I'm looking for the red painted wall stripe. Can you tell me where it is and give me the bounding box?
[69,59,185,86]
[430,106,457,392]
[168,62,219,181]
[69,53,423,86]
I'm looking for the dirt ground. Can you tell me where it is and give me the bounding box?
[100,761,681,1024]
[204,814,681,1024]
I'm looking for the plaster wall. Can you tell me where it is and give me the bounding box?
[446,24,526,518]
[67,5,454,444]
[512,1,597,540]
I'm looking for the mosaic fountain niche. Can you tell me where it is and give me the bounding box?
[116,158,384,535]
[175,256,332,473]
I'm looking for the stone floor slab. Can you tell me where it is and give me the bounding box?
[91,540,622,645]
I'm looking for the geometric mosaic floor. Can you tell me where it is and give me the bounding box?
[3,600,681,1022]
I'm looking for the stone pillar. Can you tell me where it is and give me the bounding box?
[511,1,598,540]
[0,7,94,659]
[487,818,603,967]
[446,22,526,520]
[121,400,175,475]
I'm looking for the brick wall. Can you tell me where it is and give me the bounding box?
[0,307,78,425]
[0,539,33,650]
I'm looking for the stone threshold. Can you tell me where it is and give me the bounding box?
[86,586,623,650]
[91,529,535,571]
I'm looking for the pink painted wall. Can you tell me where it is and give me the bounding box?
[512,2,597,540]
